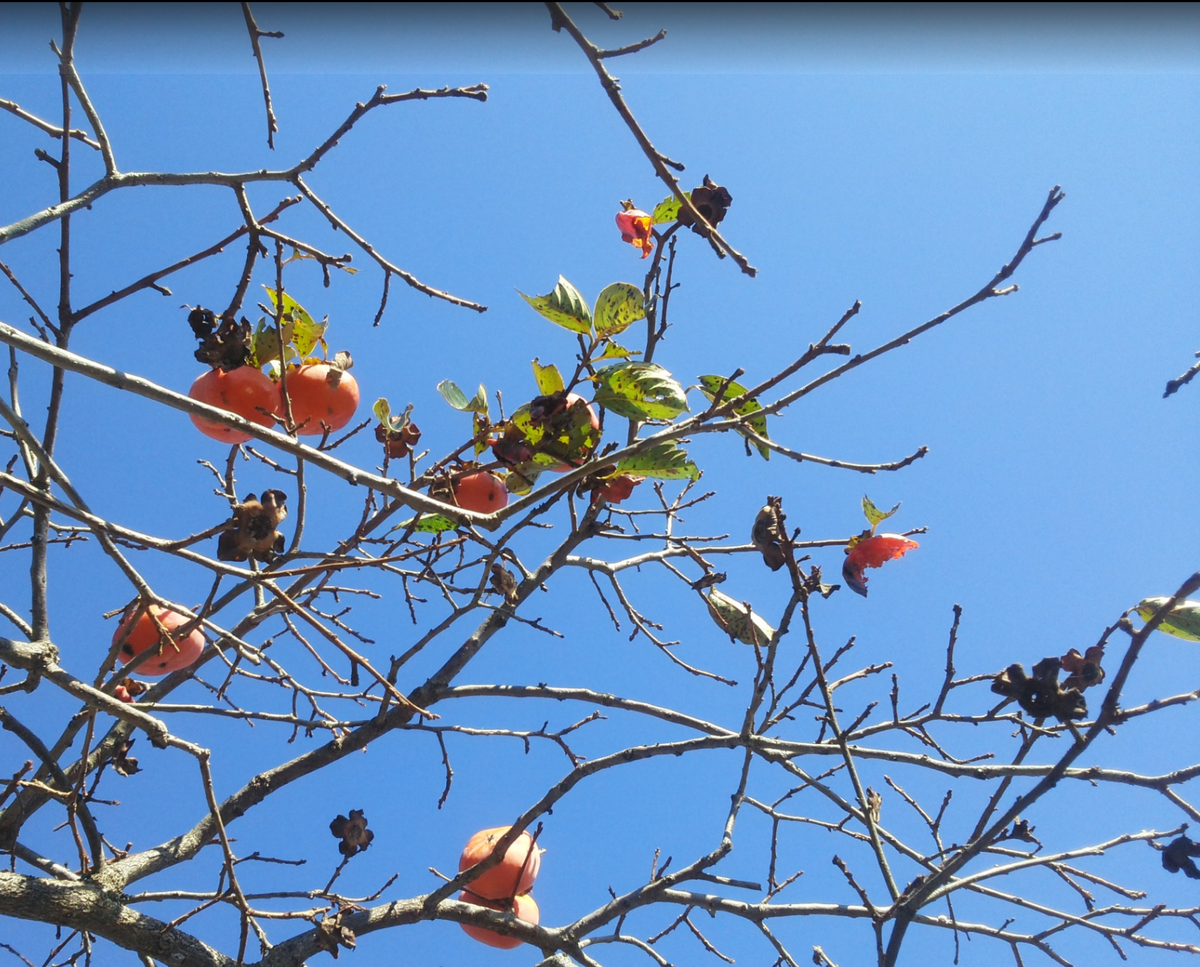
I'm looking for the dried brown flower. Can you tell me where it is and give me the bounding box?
[1060,644,1105,691]
[490,563,519,605]
[991,657,1087,722]
[329,809,374,857]
[218,491,288,562]
[1162,835,1200,879]
[376,420,422,459]
[189,306,254,371]
[677,174,733,235]
[112,738,140,777]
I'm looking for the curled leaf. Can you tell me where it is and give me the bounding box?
[751,497,787,572]
[705,588,775,646]
[698,375,770,460]
[1136,597,1200,641]
[594,362,689,421]
[842,533,918,597]
[862,495,901,530]
[437,380,489,415]
[518,276,592,334]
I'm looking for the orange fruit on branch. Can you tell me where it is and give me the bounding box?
[452,471,510,513]
[458,826,542,900]
[458,891,539,949]
[113,604,205,676]
[280,360,360,436]
[188,366,278,443]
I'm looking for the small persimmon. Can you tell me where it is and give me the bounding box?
[113,605,205,676]
[452,472,509,513]
[458,891,539,949]
[188,367,278,443]
[458,826,542,900]
[281,363,360,436]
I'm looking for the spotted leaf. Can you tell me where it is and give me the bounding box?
[594,362,688,421]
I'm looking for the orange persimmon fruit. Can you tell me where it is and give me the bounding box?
[280,364,360,436]
[452,472,510,513]
[458,891,539,949]
[188,367,278,443]
[113,605,205,676]
[458,826,542,900]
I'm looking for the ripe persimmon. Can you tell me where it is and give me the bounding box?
[458,891,539,949]
[458,826,542,900]
[188,367,278,443]
[452,472,509,513]
[113,605,205,676]
[280,364,360,436]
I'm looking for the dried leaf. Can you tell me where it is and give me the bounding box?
[705,588,775,646]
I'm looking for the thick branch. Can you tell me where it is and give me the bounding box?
[0,872,233,967]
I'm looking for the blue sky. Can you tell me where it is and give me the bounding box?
[1,5,1199,966]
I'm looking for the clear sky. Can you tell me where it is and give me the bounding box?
[1,5,1199,966]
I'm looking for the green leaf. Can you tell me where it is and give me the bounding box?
[372,398,392,425]
[705,588,776,646]
[508,397,601,470]
[598,342,639,360]
[593,362,689,421]
[263,287,327,357]
[250,318,292,366]
[473,412,491,457]
[532,358,565,396]
[862,495,900,530]
[437,379,489,415]
[652,193,688,224]
[391,514,459,534]
[1137,597,1200,641]
[593,282,646,337]
[698,375,770,461]
[517,275,592,334]
[503,467,539,495]
[617,443,700,481]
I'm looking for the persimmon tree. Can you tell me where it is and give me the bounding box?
[1,6,1199,967]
